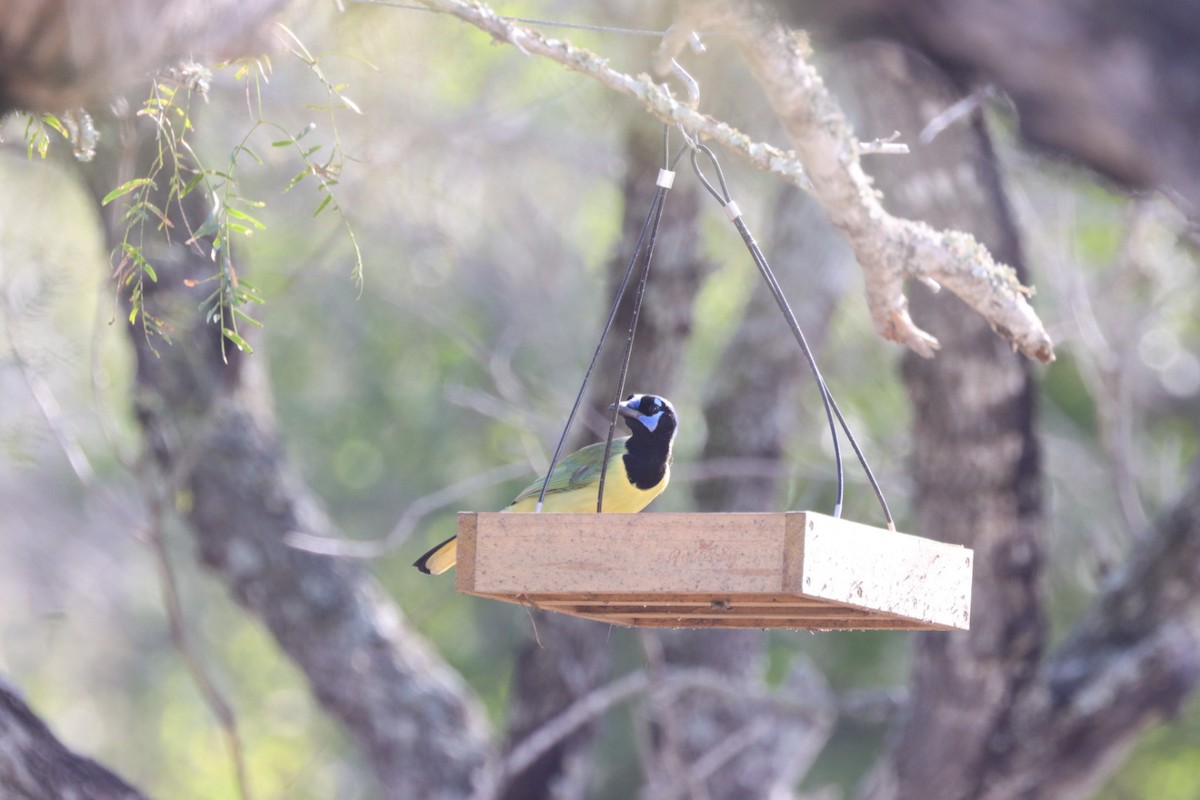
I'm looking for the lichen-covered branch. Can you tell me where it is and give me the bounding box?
[681,1,1053,363]
[412,0,808,188]
[412,0,1055,363]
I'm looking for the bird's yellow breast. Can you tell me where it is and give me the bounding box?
[505,463,669,513]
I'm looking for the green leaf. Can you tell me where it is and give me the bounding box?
[123,205,148,224]
[234,308,263,327]
[234,145,263,165]
[142,202,170,227]
[190,214,220,242]
[313,194,333,217]
[39,114,68,137]
[102,178,154,206]
[226,207,266,229]
[180,172,206,198]
[284,168,312,192]
[122,242,150,268]
[222,327,253,353]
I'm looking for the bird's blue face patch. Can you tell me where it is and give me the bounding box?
[618,394,674,434]
[639,410,664,432]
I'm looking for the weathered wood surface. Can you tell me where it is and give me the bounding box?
[457,512,973,630]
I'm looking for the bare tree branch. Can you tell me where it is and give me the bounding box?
[678,1,1053,363]
[142,492,251,799]
[481,663,838,800]
[475,671,652,800]
[0,678,149,800]
[977,460,1200,800]
[286,460,530,557]
[410,0,1055,364]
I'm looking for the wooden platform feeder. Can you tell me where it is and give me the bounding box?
[456,511,972,630]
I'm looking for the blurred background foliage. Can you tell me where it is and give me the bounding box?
[0,1,1197,798]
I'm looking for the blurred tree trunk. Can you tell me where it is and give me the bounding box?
[79,114,490,800]
[826,41,1047,800]
[824,32,1200,800]
[639,185,850,799]
[498,123,712,800]
[0,0,287,113]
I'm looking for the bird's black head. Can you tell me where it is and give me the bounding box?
[616,394,677,444]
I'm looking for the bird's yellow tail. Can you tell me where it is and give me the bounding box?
[413,536,457,575]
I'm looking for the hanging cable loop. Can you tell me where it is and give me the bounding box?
[690,143,895,529]
[537,127,688,513]
[534,126,893,530]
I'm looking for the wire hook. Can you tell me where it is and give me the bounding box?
[656,26,704,149]
[667,58,701,151]
[669,59,700,109]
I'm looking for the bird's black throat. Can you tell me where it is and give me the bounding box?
[622,421,674,491]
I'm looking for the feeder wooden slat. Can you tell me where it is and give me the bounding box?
[456,511,972,630]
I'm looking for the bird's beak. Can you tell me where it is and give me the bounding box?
[614,397,641,419]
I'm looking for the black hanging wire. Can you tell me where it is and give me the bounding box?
[689,143,895,530]
[535,127,688,512]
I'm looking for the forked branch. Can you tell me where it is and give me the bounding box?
[411,0,1056,363]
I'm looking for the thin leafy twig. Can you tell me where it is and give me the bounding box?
[638,631,703,800]
[472,659,837,800]
[2,298,94,485]
[102,33,368,359]
[285,460,530,557]
[677,718,775,794]
[143,491,253,800]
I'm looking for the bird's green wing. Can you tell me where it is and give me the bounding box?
[509,438,628,505]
